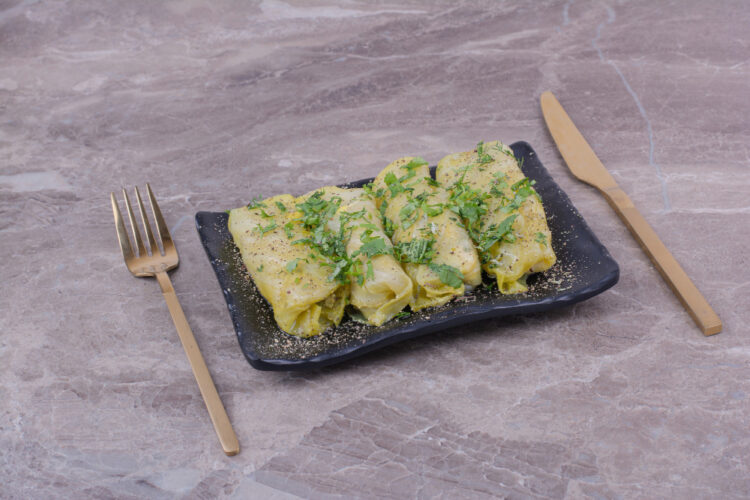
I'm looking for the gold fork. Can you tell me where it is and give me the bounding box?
[111,184,239,456]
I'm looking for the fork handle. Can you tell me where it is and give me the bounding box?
[602,187,722,336]
[155,271,240,456]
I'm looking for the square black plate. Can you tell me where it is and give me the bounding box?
[195,142,619,371]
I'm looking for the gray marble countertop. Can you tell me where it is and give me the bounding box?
[2,1,749,498]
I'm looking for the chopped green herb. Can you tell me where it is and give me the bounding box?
[247,196,266,210]
[256,264,264,272]
[425,177,441,188]
[447,180,489,241]
[275,201,287,212]
[255,222,277,235]
[535,232,548,247]
[286,258,300,272]
[384,171,406,197]
[366,260,374,281]
[339,208,367,227]
[399,199,419,228]
[394,238,435,264]
[356,236,391,258]
[296,191,341,229]
[495,143,516,160]
[327,259,349,283]
[422,202,444,217]
[511,177,535,192]
[284,222,295,239]
[478,214,517,252]
[395,311,411,319]
[383,216,395,238]
[357,222,379,232]
[476,141,493,164]
[502,178,539,212]
[428,263,464,288]
[399,157,428,181]
[379,198,389,218]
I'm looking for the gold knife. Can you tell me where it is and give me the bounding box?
[540,91,721,336]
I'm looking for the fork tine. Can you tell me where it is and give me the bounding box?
[135,186,160,256]
[122,188,147,257]
[111,192,134,260]
[146,183,173,250]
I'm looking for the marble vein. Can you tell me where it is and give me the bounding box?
[591,3,672,211]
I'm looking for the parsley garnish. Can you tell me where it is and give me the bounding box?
[339,208,367,227]
[356,236,391,258]
[326,259,349,283]
[502,178,539,213]
[379,198,389,218]
[283,222,295,239]
[535,232,548,247]
[478,215,517,253]
[255,222,277,235]
[422,202,443,217]
[447,181,489,241]
[399,199,419,228]
[383,217,395,238]
[275,201,287,212]
[384,172,406,197]
[428,263,464,288]
[399,157,428,181]
[476,141,493,164]
[394,238,435,264]
[286,258,300,272]
[296,191,341,229]
[366,260,374,281]
[247,196,266,210]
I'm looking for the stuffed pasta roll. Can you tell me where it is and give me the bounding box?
[302,186,413,326]
[228,194,347,337]
[372,157,481,311]
[436,141,556,294]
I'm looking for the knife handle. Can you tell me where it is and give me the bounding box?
[602,187,722,335]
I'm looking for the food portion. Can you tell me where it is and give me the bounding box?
[227,141,557,337]
[299,186,413,326]
[436,141,556,293]
[371,156,481,311]
[228,194,347,337]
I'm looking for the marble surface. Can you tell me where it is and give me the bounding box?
[1,0,749,498]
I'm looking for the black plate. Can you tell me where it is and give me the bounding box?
[196,142,619,371]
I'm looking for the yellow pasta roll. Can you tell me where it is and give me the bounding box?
[372,157,481,311]
[436,141,556,294]
[228,194,347,337]
[308,187,414,326]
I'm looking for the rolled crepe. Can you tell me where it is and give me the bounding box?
[373,157,481,311]
[228,194,347,337]
[319,187,413,326]
[436,141,556,293]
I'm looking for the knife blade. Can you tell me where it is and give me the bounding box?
[541,91,722,336]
